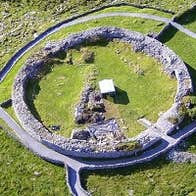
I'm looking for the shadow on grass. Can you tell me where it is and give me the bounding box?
[184,133,196,151]
[174,6,196,27]
[158,25,178,43]
[25,79,42,121]
[114,86,130,105]
[158,6,196,43]
[103,86,130,105]
[185,62,196,93]
[74,37,110,51]
[84,36,110,47]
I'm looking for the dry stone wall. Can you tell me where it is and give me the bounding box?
[12,27,193,158]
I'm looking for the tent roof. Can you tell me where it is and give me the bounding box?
[98,79,115,94]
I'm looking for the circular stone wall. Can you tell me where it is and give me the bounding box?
[12,27,193,158]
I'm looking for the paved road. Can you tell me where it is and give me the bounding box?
[0,10,196,196]
[58,12,196,39]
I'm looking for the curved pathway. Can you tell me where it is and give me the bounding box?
[0,12,196,82]
[0,8,196,196]
[0,106,196,195]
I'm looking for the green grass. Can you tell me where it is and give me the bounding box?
[82,14,196,196]
[92,5,173,18]
[186,133,196,153]
[42,16,165,46]
[0,119,69,196]
[32,41,176,138]
[0,2,196,195]
[0,2,171,70]
[30,63,89,138]
[0,2,175,71]
[0,0,194,69]
[83,157,196,196]
[174,6,196,32]
[0,9,168,105]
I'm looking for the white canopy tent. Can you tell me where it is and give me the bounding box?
[98,79,116,95]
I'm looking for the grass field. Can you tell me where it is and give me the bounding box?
[83,156,196,196]
[27,62,89,138]
[30,41,176,138]
[0,119,68,196]
[0,2,196,195]
[83,10,196,196]
[0,0,194,69]
[0,1,173,70]
[0,6,170,104]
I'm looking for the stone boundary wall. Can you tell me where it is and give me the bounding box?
[78,125,196,172]
[41,135,160,158]
[12,27,193,158]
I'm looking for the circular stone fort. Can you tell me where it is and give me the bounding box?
[12,26,193,158]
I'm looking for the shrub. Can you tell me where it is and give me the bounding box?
[182,95,196,108]
[168,116,179,124]
[188,107,196,120]
[115,141,142,151]
[178,105,188,118]
[81,48,95,63]
[178,100,196,124]
[66,51,73,65]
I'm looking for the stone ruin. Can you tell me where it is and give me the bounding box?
[74,85,105,124]
[72,118,124,141]
[12,27,193,158]
[73,83,124,146]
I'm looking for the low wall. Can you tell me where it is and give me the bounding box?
[12,27,193,158]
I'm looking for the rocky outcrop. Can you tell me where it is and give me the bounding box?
[12,27,193,158]
[71,129,91,140]
[167,150,196,163]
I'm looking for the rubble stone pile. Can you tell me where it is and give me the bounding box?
[74,85,105,124]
